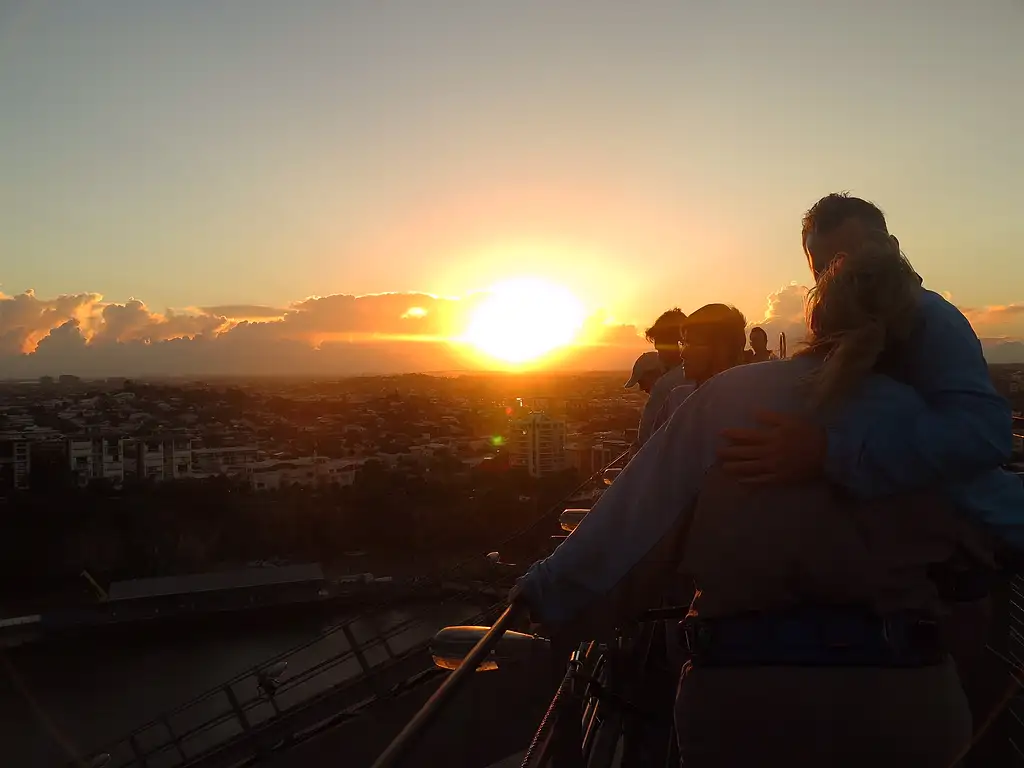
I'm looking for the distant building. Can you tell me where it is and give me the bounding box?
[0,435,31,491]
[247,456,360,491]
[67,435,125,486]
[591,440,630,471]
[509,412,566,478]
[125,436,193,482]
[191,445,261,476]
[564,442,595,476]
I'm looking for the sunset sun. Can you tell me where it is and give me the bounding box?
[462,278,586,365]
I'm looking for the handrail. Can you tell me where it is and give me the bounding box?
[366,450,632,768]
[369,602,526,768]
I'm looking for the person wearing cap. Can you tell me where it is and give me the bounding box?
[649,304,748,436]
[634,309,693,447]
[624,351,665,395]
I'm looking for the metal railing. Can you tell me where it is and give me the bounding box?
[370,471,1024,768]
[84,608,468,768]
[85,448,633,768]
[370,604,527,768]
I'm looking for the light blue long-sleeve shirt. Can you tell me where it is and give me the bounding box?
[519,358,1024,627]
[824,288,1017,529]
[638,363,690,446]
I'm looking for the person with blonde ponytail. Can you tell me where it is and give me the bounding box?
[513,236,1022,765]
[717,195,1024,761]
[719,193,1019,544]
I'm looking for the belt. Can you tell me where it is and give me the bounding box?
[681,609,944,668]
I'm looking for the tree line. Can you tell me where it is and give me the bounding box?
[0,460,581,604]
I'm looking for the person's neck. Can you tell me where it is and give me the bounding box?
[695,358,739,387]
[661,356,682,370]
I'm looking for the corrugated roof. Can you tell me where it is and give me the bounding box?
[107,563,325,601]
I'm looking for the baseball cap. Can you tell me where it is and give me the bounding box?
[625,351,664,388]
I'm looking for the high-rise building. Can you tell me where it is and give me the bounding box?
[509,412,566,478]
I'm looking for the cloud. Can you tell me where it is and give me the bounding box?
[3,281,1023,379]
[273,292,470,341]
[197,304,287,320]
[90,300,226,345]
[749,282,811,352]
[0,286,644,377]
[961,303,1024,331]
[0,289,101,355]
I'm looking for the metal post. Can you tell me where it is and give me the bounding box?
[161,715,187,762]
[127,734,148,768]
[223,684,252,734]
[369,603,525,768]
[342,622,383,696]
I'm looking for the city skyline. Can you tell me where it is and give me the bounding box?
[2,1,1023,373]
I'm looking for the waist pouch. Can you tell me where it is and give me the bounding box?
[681,609,944,668]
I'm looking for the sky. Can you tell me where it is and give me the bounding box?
[1,0,1023,376]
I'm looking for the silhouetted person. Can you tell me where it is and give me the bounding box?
[625,351,665,395]
[646,308,686,370]
[649,304,747,435]
[747,326,775,363]
[637,308,693,447]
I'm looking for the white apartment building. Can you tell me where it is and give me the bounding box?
[509,412,567,478]
[67,435,125,486]
[124,436,193,482]
[591,440,631,471]
[191,446,261,476]
[0,435,31,491]
[247,456,360,491]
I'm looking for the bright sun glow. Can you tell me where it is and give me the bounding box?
[462,278,586,364]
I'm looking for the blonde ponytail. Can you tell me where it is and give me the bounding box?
[798,235,920,412]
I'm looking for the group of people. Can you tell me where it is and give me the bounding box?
[625,305,776,450]
[510,193,1024,766]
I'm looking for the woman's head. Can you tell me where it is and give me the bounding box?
[799,235,921,410]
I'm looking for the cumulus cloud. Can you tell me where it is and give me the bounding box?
[960,303,1024,332]
[90,300,226,345]
[749,282,811,352]
[940,294,1024,362]
[0,286,644,377]
[2,281,1022,379]
[0,289,101,355]
[197,304,287,320]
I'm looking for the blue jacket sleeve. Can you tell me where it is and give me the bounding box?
[825,291,1012,499]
